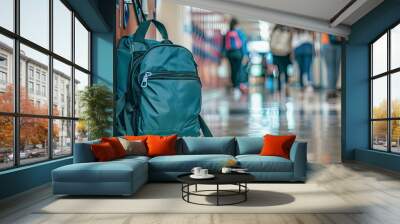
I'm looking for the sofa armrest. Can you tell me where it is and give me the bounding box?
[289,141,307,181]
[73,140,100,163]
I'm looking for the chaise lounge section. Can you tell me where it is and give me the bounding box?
[52,137,307,196]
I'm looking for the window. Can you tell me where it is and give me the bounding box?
[20,0,49,48]
[370,23,400,153]
[28,81,34,94]
[0,0,91,170]
[53,0,72,60]
[0,35,13,113]
[0,71,6,85]
[74,18,90,70]
[0,0,14,31]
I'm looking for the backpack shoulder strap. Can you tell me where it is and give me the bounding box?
[198,115,213,137]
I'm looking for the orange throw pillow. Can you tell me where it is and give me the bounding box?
[146,135,177,157]
[91,142,117,161]
[124,135,148,142]
[260,134,296,159]
[101,137,126,158]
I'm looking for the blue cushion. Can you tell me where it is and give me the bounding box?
[236,155,293,172]
[149,154,235,172]
[236,137,263,155]
[180,137,235,155]
[73,140,100,163]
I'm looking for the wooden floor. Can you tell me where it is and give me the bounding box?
[1,89,399,223]
[1,162,400,224]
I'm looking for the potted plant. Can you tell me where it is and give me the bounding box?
[79,84,113,140]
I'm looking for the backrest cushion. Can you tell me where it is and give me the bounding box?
[236,137,263,155]
[118,137,147,156]
[101,137,127,158]
[91,142,118,161]
[180,137,235,155]
[147,135,177,157]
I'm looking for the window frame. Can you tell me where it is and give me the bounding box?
[0,0,92,171]
[370,21,400,154]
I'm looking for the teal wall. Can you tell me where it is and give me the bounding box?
[92,32,114,87]
[0,1,115,200]
[344,0,400,171]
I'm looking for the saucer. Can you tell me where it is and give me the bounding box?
[190,174,215,179]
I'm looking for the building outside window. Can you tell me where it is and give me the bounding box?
[0,0,91,170]
[370,23,400,154]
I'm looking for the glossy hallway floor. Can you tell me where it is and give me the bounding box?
[201,86,341,164]
[2,87,400,224]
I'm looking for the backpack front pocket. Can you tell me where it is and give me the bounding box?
[138,72,201,136]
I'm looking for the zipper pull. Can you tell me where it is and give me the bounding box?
[141,72,151,88]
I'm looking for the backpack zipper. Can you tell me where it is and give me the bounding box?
[140,71,200,88]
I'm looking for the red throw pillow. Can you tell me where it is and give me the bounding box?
[91,142,118,161]
[146,135,177,157]
[260,134,296,159]
[101,137,126,158]
[124,135,148,142]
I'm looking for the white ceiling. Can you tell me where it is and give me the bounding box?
[173,0,384,36]
[224,0,352,23]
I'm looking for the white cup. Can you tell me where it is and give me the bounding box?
[191,167,202,176]
[221,167,232,174]
[200,169,208,176]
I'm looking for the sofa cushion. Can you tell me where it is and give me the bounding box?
[149,154,235,172]
[53,158,147,183]
[180,137,235,155]
[91,142,118,162]
[147,135,177,157]
[101,137,127,158]
[260,134,296,159]
[236,137,263,155]
[236,155,293,172]
[118,138,147,156]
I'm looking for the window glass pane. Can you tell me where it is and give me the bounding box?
[0,35,14,112]
[372,121,388,151]
[20,117,49,165]
[0,0,14,31]
[0,116,14,170]
[391,24,400,70]
[391,72,400,118]
[20,44,49,115]
[53,119,72,157]
[53,59,72,117]
[372,77,387,119]
[391,120,400,153]
[53,0,72,60]
[372,33,387,76]
[20,0,49,49]
[74,69,89,118]
[75,120,88,143]
[74,18,89,69]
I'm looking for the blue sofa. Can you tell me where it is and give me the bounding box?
[52,137,307,196]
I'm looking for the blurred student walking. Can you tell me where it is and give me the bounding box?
[270,25,292,95]
[321,33,343,99]
[292,29,314,91]
[223,18,248,98]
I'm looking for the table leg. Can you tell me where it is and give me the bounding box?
[217,184,219,206]
[245,183,247,201]
[195,184,198,192]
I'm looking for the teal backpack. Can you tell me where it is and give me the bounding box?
[116,20,212,137]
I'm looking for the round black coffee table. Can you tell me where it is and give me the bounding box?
[177,173,255,206]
